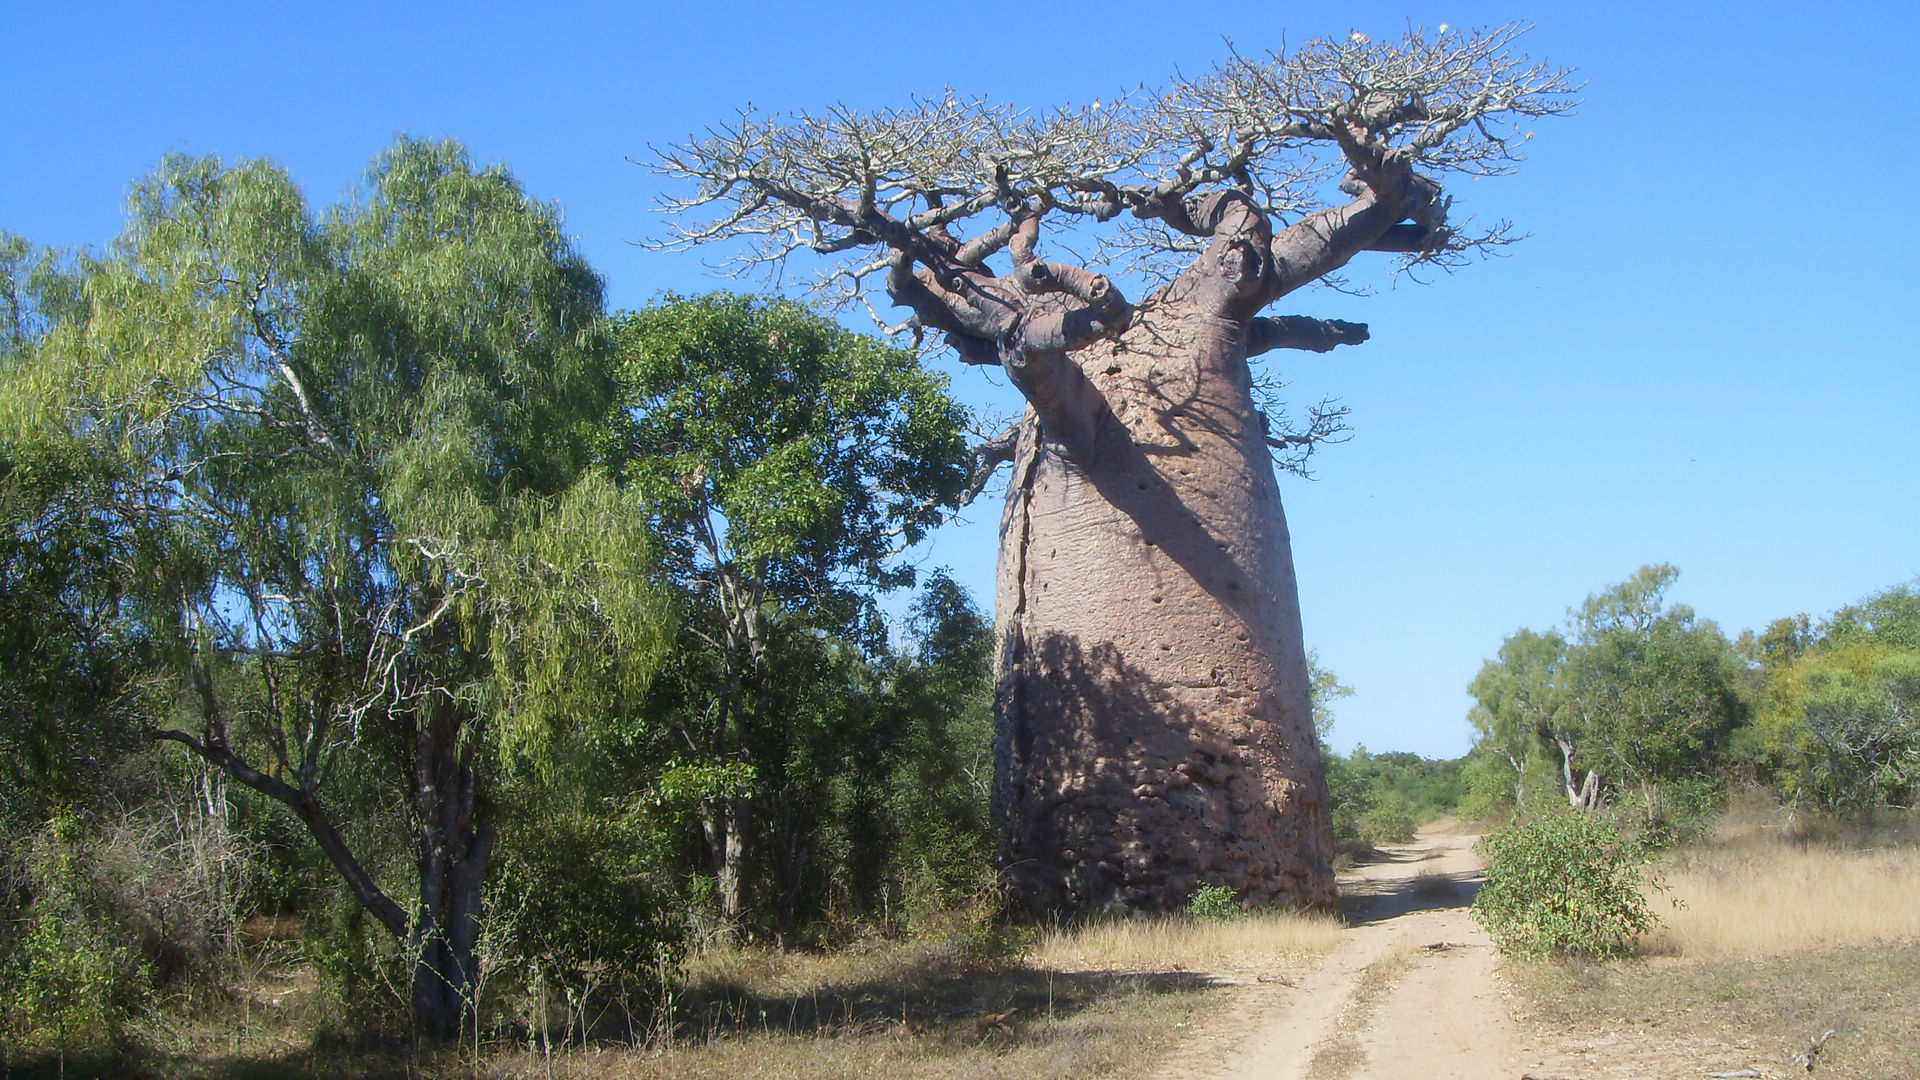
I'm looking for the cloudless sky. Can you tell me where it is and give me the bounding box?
[5,0,1915,757]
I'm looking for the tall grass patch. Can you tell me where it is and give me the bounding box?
[1032,910,1343,975]
[1647,835,1920,956]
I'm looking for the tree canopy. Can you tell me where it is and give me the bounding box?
[653,23,1577,471]
[0,137,674,1034]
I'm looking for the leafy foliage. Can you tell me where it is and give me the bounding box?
[1326,748,1464,846]
[610,293,971,932]
[1184,883,1244,922]
[1742,583,1920,811]
[1470,811,1667,959]
[0,814,153,1053]
[1464,566,1745,820]
[0,138,675,1035]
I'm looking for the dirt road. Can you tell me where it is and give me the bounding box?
[1190,829,1552,1080]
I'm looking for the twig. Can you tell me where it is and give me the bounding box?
[1791,1028,1835,1072]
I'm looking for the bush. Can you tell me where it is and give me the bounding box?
[0,813,154,1055]
[1470,811,1667,959]
[1356,794,1418,846]
[1184,882,1242,921]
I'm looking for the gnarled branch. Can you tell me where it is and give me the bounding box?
[1247,316,1370,356]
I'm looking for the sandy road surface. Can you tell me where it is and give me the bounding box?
[1185,830,1557,1080]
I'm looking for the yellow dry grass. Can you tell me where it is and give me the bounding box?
[1032,909,1344,976]
[1646,836,1920,957]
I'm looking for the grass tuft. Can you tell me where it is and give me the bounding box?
[1031,909,1344,976]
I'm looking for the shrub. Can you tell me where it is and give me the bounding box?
[1470,811,1667,959]
[0,813,153,1054]
[1356,795,1418,846]
[1185,882,1243,921]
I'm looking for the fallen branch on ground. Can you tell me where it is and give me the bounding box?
[1791,1028,1836,1072]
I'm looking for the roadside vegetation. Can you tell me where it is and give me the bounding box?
[5,130,1918,1080]
[1459,571,1920,1076]
[1504,798,1920,1078]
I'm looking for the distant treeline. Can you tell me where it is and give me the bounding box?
[1460,564,1919,829]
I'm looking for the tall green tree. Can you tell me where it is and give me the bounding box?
[1467,628,1576,809]
[0,237,151,830]
[1747,583,1920,810]
[0,141,671,1036]
[1465,566,1744,820]
[1560,565,1744,820]
[611,293,968,927]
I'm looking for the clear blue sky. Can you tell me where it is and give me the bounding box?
[6,0,1915,757]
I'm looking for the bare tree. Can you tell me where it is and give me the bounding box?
[653,24,1575,913]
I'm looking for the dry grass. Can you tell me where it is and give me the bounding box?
[1509,801,1920,1079]
[1410,870,1460,899]
[490,921,1274,1080]
[486,982,1204,1080]
[1637,801,1920,958]
[1646,841,1920,957]
[1031,909,1344,977]
[1511,943,1920,1080]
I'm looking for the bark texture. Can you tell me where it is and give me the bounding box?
[650,23,1577,917]
[991,239,1335,915]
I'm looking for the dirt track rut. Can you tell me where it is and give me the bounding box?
[1199,830,1546,1080]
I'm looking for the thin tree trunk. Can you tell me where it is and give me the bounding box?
[1501,749,1527,809]
[410,696,490,1039]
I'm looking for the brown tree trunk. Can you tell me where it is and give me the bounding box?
[410,696,492,1039]
[992,295,1336,915]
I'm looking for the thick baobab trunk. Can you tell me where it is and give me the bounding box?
[992,296,1336,915]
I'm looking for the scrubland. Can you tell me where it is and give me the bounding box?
[1513,798,1920,1079]
[1,909,1339,1080]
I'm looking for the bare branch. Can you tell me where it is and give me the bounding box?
[1247,316,1370,356]
[963,424,1021,504]
[647,20,1576,407]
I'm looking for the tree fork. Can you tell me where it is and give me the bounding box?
[652,24,1577,914]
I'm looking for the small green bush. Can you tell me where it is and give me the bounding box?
[1470,811,1667,959]
[0,814,153,1055]
[1356,795,1419,846]
[1185,882,1243,921]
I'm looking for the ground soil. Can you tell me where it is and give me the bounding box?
[1173,828,1538,1080]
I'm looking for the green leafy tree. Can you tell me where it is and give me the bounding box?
[1747,583,1920,810]
[0,237,153,832]
[1466,566,1743,821]
[1467,628,1577,809]
[877,571,996,924]
[0,141,671,1037]
[1306,648,1354,745]
[611,293,969,928]
[1561,566,1744,822]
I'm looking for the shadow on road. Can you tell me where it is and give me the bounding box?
[1336,843,1486,926]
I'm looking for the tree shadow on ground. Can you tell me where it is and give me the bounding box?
[666,947,1218,1046]
[1338,855,1486,927]
[3,1043,420,1080]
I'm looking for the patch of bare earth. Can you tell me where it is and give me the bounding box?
[1508,943,1920,1080]
[1176,830,1530,1080]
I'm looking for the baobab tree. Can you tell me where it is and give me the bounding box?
[654,24,1575,914]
